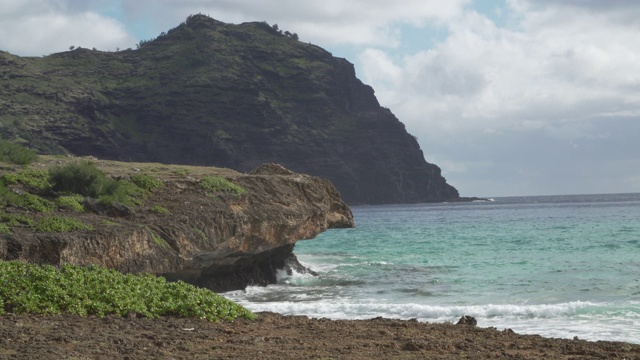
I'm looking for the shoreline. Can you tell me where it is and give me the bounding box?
[2,312,639,359]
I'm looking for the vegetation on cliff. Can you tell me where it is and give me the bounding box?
[0,158,160,233]
[0,14,459,204]
[0,139,354,292]
[0,150,251,236]
[0,260,254,321]
[0,138,37,165]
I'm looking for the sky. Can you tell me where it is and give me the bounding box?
[1,0,639,197]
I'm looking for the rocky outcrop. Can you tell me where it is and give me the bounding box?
[0,14,461,204]
[0,160,353,292]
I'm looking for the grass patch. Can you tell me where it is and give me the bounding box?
[150,205,170,214]
[174,169,191,176]
[144,226,171,249]
[0,261,255,321]
[55,195,85,212]
[101,219,119,226]
[33,216,93,232]
[191,226,208,242]
[0,223,10,234]
[198,176,246,196]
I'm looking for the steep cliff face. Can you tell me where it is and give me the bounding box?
[0,159,353,292]
[0,14,459,204]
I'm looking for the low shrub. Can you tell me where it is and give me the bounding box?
[49,162,144,206]
[131,174,163,191]
[49,161,115,198]
[0,261,255,321]
[0,139,37,165]
[55,195,85,212]
[33,216,93,232]
[198,176,246,196]
[0,223,10,234]
[97,180,142,206]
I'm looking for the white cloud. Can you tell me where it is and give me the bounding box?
[2,0,639,196]
[119,0,469,47]
[0,0,136,55]
[355,1,640,195]
[362,6,640,135]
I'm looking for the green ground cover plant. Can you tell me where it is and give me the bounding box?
[2,169,51,191]
[21,193,55,212]
[198,176,246,196]
[130,174,163,191]
[33,216,93,232]
[0,261,255,321]
[0,213,34,226]
[55,195,85,212]
[0,183,54,212]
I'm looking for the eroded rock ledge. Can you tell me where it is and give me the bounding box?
[0,161,354,292]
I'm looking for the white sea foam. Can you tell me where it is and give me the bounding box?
[222,292,640,343]
[224,295,598,322]
[225,195,640,344]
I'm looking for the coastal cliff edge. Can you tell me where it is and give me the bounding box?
[0,158,354,292]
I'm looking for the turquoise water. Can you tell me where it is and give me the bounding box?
[224,193,640,343]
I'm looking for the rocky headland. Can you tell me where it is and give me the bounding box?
[0,157,353,292]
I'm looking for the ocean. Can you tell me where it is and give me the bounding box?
[223,193,640,344]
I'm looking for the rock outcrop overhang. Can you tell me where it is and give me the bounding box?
[0,159,354,292]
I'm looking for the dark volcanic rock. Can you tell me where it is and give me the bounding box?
[0,14,460,204]
[456,315,478,326]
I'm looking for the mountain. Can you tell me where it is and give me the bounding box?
[0,14,460,204]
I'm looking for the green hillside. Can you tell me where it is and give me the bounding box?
[0,14,459,204]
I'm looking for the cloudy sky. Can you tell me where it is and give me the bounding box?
[1,0,639,197]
